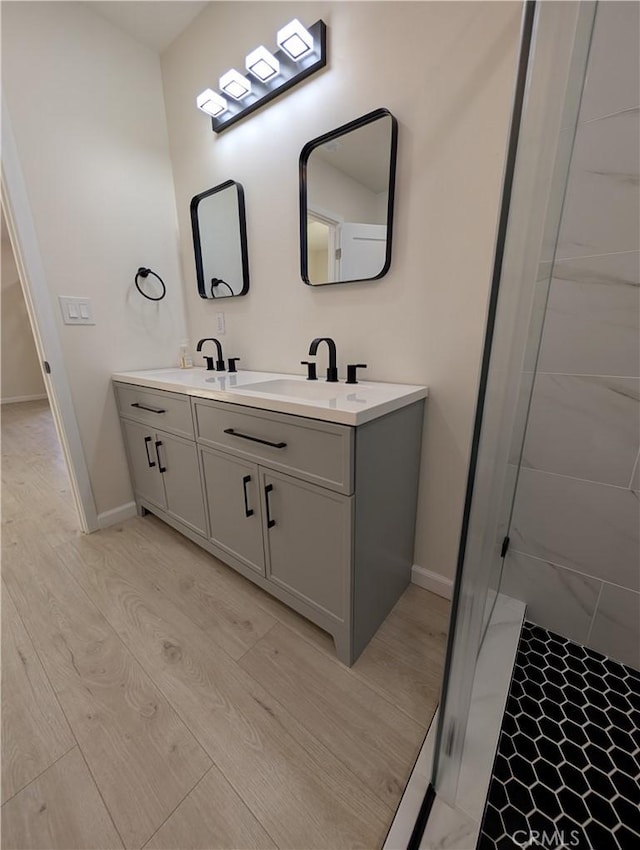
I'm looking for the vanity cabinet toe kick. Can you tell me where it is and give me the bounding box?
[114,382,424,666]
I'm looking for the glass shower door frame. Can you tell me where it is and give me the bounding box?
[429,0,598,812]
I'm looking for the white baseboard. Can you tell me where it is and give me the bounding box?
[1,393,47,404]
[411,564,454,600]
[97,501,137,530]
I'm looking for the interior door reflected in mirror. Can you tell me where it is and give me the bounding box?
[191,180,250,299]
[300,108,398,286]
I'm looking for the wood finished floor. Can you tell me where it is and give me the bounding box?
[1,400,450,850]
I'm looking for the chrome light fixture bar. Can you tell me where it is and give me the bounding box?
[198,19,326,134]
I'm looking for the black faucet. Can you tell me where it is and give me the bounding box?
[346,364,367,384]
[300,360,317,381]
[309,337,338,382]
[196,338,225,371]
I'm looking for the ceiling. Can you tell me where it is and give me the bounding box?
[88,1,208,53]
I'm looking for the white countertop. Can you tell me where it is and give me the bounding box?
[112,368,428,426]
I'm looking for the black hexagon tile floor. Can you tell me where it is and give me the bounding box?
[477,622,640,849]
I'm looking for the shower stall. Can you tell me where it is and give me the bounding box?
[388,1,639,847]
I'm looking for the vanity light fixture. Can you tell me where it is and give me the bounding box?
[245,46,280,82]
[196,88,228,118]
[277,19,314,61]
[196,19,326,134]
[219,69,252,100]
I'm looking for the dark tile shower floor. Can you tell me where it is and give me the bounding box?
[478,622,640,849]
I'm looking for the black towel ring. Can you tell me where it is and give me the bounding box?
[210,278,235,298]
[135,267,166,301]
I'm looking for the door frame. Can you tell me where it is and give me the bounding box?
[1,99,99,532]
[307,204,342,282]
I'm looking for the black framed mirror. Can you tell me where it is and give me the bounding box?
[299,108,398,286]
[191,180,250,298]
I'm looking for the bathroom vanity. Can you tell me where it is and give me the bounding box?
[112,368,427,665]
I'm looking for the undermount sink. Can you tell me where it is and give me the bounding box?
[236,379,370,401]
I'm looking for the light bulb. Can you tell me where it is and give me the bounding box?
[276,19,314,61]
[219,69,252,100]
[196,89,227,117]
[246,46,280,82]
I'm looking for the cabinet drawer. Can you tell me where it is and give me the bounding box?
[115,383,194,439]
[193,399,354,495]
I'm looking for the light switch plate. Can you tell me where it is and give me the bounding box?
[59,296,95,325]
[216,312,225,335]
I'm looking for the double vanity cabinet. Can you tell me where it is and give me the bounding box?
[113,369,427,665]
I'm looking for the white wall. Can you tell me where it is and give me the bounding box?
[2,1,188,517]
[1,212,46,402]
[161,1,522,583]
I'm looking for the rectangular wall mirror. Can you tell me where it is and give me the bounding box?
[191,180,250,298]
[299,108,398,286]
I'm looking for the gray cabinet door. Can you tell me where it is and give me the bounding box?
[201,448,265,575]
[121,419,166,510]
[261,469,352,623]
[157,432,207,536]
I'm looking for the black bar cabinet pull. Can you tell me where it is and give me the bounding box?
[131,402,166,414]
[264,483,276,528]
[144,435,156,468]
[155,440,166,473]
[223,428,287,449]
[242,475,254,517]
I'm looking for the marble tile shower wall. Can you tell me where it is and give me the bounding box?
[502,2,640,670]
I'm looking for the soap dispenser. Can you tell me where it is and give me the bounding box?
[178,340,193,369]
